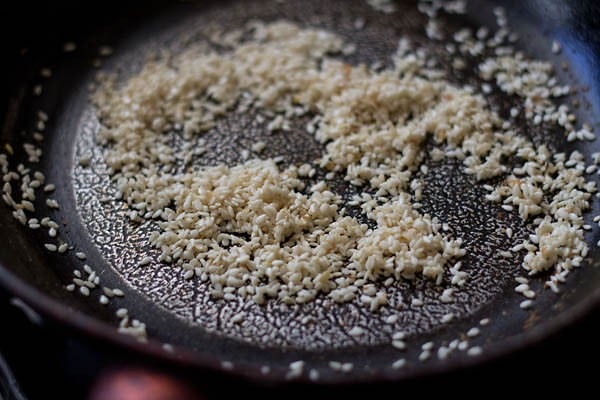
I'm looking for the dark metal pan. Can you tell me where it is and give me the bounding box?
[0,0,599,393]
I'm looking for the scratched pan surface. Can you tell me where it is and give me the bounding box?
[0,0,599,384]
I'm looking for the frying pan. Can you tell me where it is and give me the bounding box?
[0,0,599,394]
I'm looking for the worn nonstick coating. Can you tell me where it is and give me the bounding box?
[0,0,599,385]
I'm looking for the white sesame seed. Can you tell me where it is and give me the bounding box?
[467,346,482,356]
[349,326,364,336]
[467,327,480,337]
[221,361,234,370]
[79,286,90,296]
[418,350,431,362]
[63,42,77,52]
[441,313,454,323]
[44,243,57,252]
[392,340,406,350]
[99,295,109,305]
[391,358,406,369]
[46,198,59,209]
[116,308,128,318]
[421,341,434,351]
[75,252,87,260]
[520,299,533,309]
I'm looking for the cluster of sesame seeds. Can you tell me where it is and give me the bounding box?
[1,53,147,341]
[93,21,478,309]
[4,0,599,379]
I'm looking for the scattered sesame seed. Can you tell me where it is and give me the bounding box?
[63,42,77,52]
[44,243,57,252]
[467,327,480,337]
[391,358,406,369]
[418,350,431,362]
[467,346,482,356]
[116,308,128,318]
[221,361,234,370]
[520,299,533,309]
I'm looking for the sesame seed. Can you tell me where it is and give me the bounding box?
[349,326,364,336]
[44,243,57,252]
[391,358,406,369]
[63,42,77,52]
[79,286,90,296]
[441,312,454,323]
[467,346,482,357]
[421,341,434,351]
[116,308,128,318]
[467,327,480,337]
[520,299,533,309]
[392,340,406,350]
[99,295,109,305]
[221,361,234,370]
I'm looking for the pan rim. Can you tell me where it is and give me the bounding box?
[0,260,598,385]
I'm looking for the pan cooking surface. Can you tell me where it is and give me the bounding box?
[1,0,599,382]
